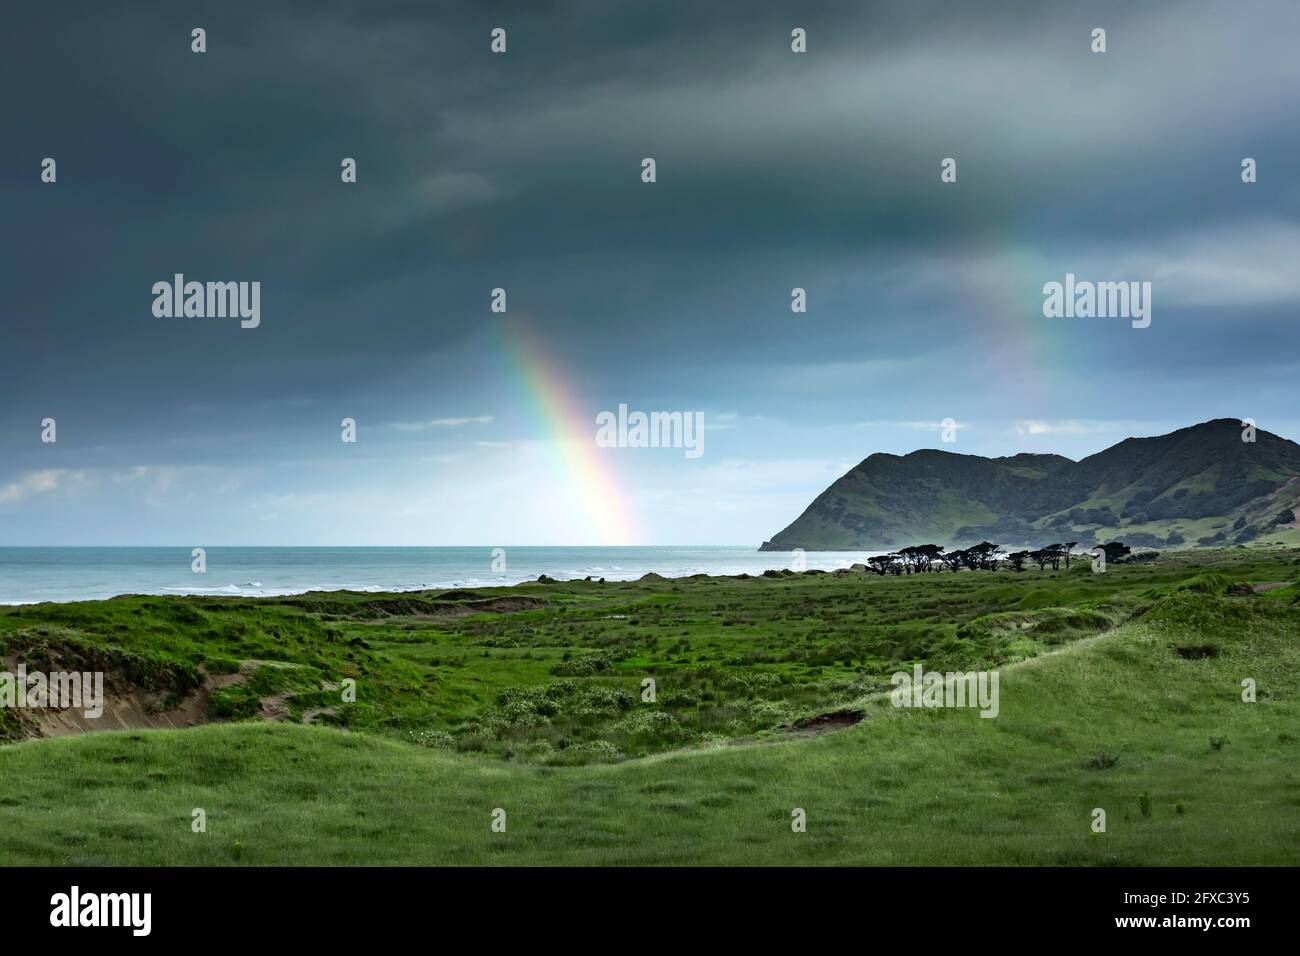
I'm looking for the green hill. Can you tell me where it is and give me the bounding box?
[0,547,1296,865]
[760,419,1300,551]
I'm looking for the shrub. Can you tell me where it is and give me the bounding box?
[1176,573,1229,595]
[405,729,454,749]
[1085,750,1120,770]
[208,683,261,719]
[550,654,614,676]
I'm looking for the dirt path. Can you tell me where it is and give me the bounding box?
[628,630,1117,767]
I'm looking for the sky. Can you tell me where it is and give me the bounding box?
[3,0,1300,546]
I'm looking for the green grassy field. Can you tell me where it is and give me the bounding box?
[0,547,1296,865]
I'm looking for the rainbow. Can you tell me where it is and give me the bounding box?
[489,317,638,545]
[962,243,1097,406]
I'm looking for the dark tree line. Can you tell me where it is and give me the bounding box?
[1023,541,1079,571]
[865,540,1005,575]
[863,540,1131,575]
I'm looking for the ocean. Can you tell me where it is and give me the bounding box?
[0,547,883,605]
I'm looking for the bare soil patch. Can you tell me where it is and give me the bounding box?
[786,708,866,735]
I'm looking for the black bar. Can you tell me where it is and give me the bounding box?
[4,866,1285,940]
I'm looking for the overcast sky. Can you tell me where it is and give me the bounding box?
[3,0,1299,545]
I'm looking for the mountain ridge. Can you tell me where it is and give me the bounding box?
[760,419,1300,551]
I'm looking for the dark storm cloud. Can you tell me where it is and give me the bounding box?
[2,0,1298,487]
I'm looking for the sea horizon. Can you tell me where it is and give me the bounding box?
[0,545,885,606]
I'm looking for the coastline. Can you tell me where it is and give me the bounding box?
[0,545,888,606]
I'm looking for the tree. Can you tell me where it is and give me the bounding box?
[1062,542,1078,569]
[1043,543,1066,571]
[967,541,1003,570]
[939,549,965,572]
[894,545,942,574]
[1100,541,1131,564]
[866,554,893,576]
[1006,551,1028,572]
[916,544,944,572]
